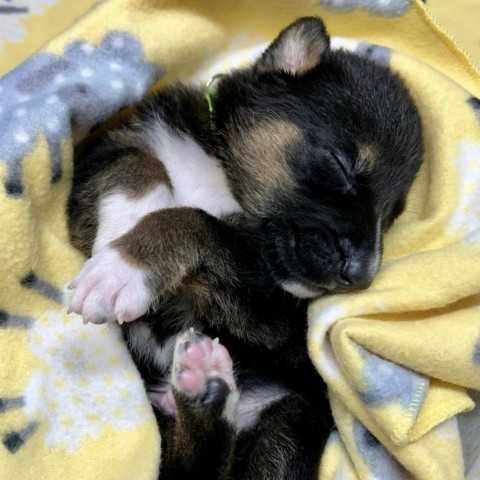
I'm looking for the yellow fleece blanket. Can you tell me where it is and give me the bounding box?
[1,1,480,479]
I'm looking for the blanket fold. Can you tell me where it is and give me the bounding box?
[1,1,479,479]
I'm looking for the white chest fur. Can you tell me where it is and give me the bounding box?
[145,118,242,218]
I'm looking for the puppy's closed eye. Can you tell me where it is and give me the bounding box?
[304,150,355,194]
[328,151,353,185]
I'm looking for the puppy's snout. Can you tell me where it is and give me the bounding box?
[339,258,374,290]
[277,223,380,293]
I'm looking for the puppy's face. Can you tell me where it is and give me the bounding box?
[214,17,423,298]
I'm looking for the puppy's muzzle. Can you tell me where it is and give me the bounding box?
[339,257,375,290]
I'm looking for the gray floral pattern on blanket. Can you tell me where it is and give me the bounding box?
[356,345,428,409]
[355,42,392,66]
[473,338,480,364]
[0,31,162,195]
[469,97,480,123]
[319,0,410,16]
[353,420,409,479]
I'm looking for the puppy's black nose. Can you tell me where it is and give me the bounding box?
[339,260,373,290]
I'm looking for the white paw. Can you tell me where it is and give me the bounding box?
[67,247,152,325]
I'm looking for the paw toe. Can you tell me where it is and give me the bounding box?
[176,367,205,393]
[67,247,152,325]
[114,284,151,323]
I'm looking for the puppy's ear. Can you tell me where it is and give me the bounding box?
[255,17,330,76]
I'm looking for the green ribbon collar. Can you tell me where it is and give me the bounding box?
[205,73,224,130]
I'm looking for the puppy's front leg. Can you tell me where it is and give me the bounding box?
[112,206,236,295]
[69,198,241,325]
[68,136,177,324]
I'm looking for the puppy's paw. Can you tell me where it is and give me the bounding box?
[67,247,152,325]
[172,329,238,421]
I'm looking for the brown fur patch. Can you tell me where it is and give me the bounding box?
[357,143,378,169]
[181,275,212,310]
[112,208,229,295]
[111,208,249,327]
[105,129,172,196]
[228,119,300,210]
[100,151,172,198]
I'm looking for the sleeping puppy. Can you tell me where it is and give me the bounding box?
[67,17,423,479]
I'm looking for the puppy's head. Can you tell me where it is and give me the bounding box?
[214,17,423,298]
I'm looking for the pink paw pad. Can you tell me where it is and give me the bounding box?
[172,329,234,397]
